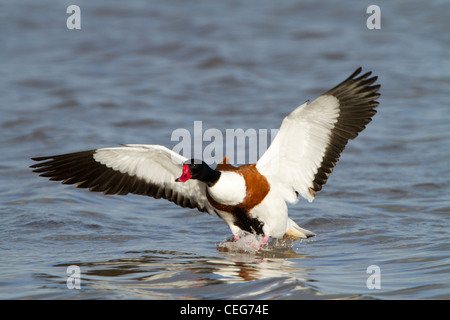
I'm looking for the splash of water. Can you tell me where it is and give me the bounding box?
[218,232,267,253]
[217,231,298,254]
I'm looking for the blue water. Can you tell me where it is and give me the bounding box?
[1,0,449,299]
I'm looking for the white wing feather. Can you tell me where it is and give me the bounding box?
[256,95,340,203]
[256,68,380,204]
[32,144,215,214]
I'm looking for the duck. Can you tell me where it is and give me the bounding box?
[31,67,380,244]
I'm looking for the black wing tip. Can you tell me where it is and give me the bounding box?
[352,66,363,77]
[347,67,372,82]
[30,150,97,167]
[310,67,381,195]
[353,67,380,89]
[348,66,378,83]
[30,155,52,163]
[326,67,381,101]
[30,157,51,170]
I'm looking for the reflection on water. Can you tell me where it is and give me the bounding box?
[53,246,319,300]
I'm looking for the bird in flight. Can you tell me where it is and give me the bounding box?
[31,68,380,245]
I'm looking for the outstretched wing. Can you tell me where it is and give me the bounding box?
[256,68,380,203]
[31,144,215,214]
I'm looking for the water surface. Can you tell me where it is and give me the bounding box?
[1,0,449,300]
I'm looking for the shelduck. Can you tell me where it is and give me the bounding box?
[31,68,380,243]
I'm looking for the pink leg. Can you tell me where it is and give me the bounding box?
[233,234,240,241]
[256,235,270,250]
